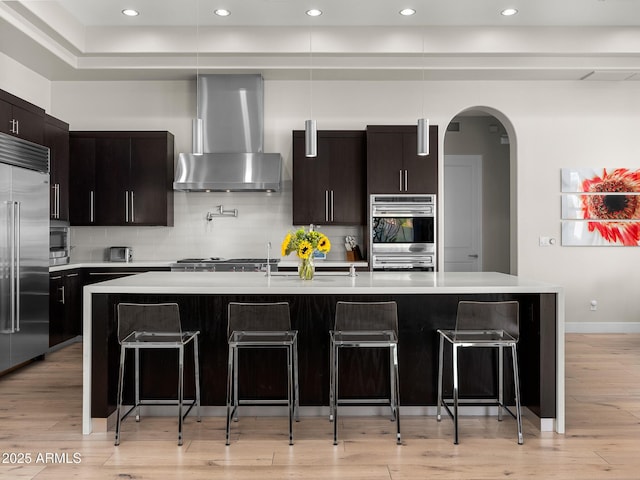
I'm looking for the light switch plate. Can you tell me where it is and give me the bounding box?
[539,236,556,246]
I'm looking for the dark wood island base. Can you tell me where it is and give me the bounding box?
[82,271,564,436]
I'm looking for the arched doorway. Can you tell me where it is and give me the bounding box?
[442,107,517,274]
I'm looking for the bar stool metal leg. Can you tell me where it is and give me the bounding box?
[436,334,444,421]
[135,348,141,422]
[225,345,234,445]
[392,343,401,445]
[287,345,294,445]
[177,345,184,446]
[333,343,339,445]
[233,346,239,422]
[293,336,300,422]
[193,335,201,422]
[329,335,335,422]
[498,345,504,421]
[453,343,460,445]
[115,346,126,446]
[512,344,524,445]
[389,345,396,421]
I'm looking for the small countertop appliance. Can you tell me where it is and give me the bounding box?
[108,246,133,263]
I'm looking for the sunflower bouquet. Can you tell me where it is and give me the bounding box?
[281,227,331,279]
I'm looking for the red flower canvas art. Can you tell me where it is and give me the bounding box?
[561,168,640,246]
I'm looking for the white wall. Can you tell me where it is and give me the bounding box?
[0,51,50,111]
[50,77,640,327]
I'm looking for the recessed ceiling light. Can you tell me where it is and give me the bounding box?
[501,8,518,16]
[306,9,322,17]
[215,9,231,17]
[121,9,139,17]
[399,8,416,16]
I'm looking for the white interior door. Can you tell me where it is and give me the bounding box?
[443,155,482,272]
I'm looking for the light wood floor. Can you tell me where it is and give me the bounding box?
[1,334,639,479]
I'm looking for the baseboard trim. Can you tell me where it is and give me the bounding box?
[565,322,640,333]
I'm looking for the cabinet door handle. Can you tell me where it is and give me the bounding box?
[325,190,329,222]
[10,119,16,134]
[90,191,95,223]
[130,191,134,223]
[58,285,65,305]
[404,170,408,192]
[330,190,334,222]
[399,170,403,192]
[125,191,129,222]
[66,273,79,277]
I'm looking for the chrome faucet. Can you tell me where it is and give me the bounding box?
[266,241,272,277]
[348,264,357,277]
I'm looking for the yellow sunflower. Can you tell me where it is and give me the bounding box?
[297,240,313,259]
[317,235,331,253]
[281,233,292,256]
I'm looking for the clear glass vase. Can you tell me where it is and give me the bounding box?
[298,256,315,280]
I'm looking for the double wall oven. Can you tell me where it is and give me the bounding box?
[369,194,436,271]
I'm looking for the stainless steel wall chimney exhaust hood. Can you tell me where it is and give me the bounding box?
[174,74,282,192]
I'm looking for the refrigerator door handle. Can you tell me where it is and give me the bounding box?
[14,201,20,332]
[7,201,18,333]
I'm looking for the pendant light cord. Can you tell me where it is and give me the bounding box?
[196,0,200,121]
[421,32,425,118]
[309,28,313,120]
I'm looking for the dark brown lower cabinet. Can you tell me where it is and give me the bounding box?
[49,270,81,347]
[49,266,171,348]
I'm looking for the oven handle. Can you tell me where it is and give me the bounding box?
[373,209,434,216]
[376,256,433,263]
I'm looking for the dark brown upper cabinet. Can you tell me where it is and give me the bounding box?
[69,131,174,226]
[0,89,45,145]
[293,130,366,226]
[44,115,70,221]
[366,125,438,195]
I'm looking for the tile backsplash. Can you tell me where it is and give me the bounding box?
[69,182,364,262]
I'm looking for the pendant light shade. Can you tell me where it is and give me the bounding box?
[305,119,317,157]
[417,118,429,156]
[193,117,203,155]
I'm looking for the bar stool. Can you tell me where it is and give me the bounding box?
[114,303,201,446]
[329,301,400,445]
[226,302,299,445]
[437,300,523,445]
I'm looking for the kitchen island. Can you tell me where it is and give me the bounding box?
[82,271,564,436]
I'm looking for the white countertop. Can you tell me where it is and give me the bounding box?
[84,271,562,295]
[50,261,173,272]
[52,260,367,273]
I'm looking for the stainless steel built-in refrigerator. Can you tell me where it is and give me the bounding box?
[0,132,49,372]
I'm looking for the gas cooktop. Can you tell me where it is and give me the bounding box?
[171,258,279,272]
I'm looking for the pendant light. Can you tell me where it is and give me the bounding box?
[193,2,204,155]
[417,32,429,156]
[305,28,317,157]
